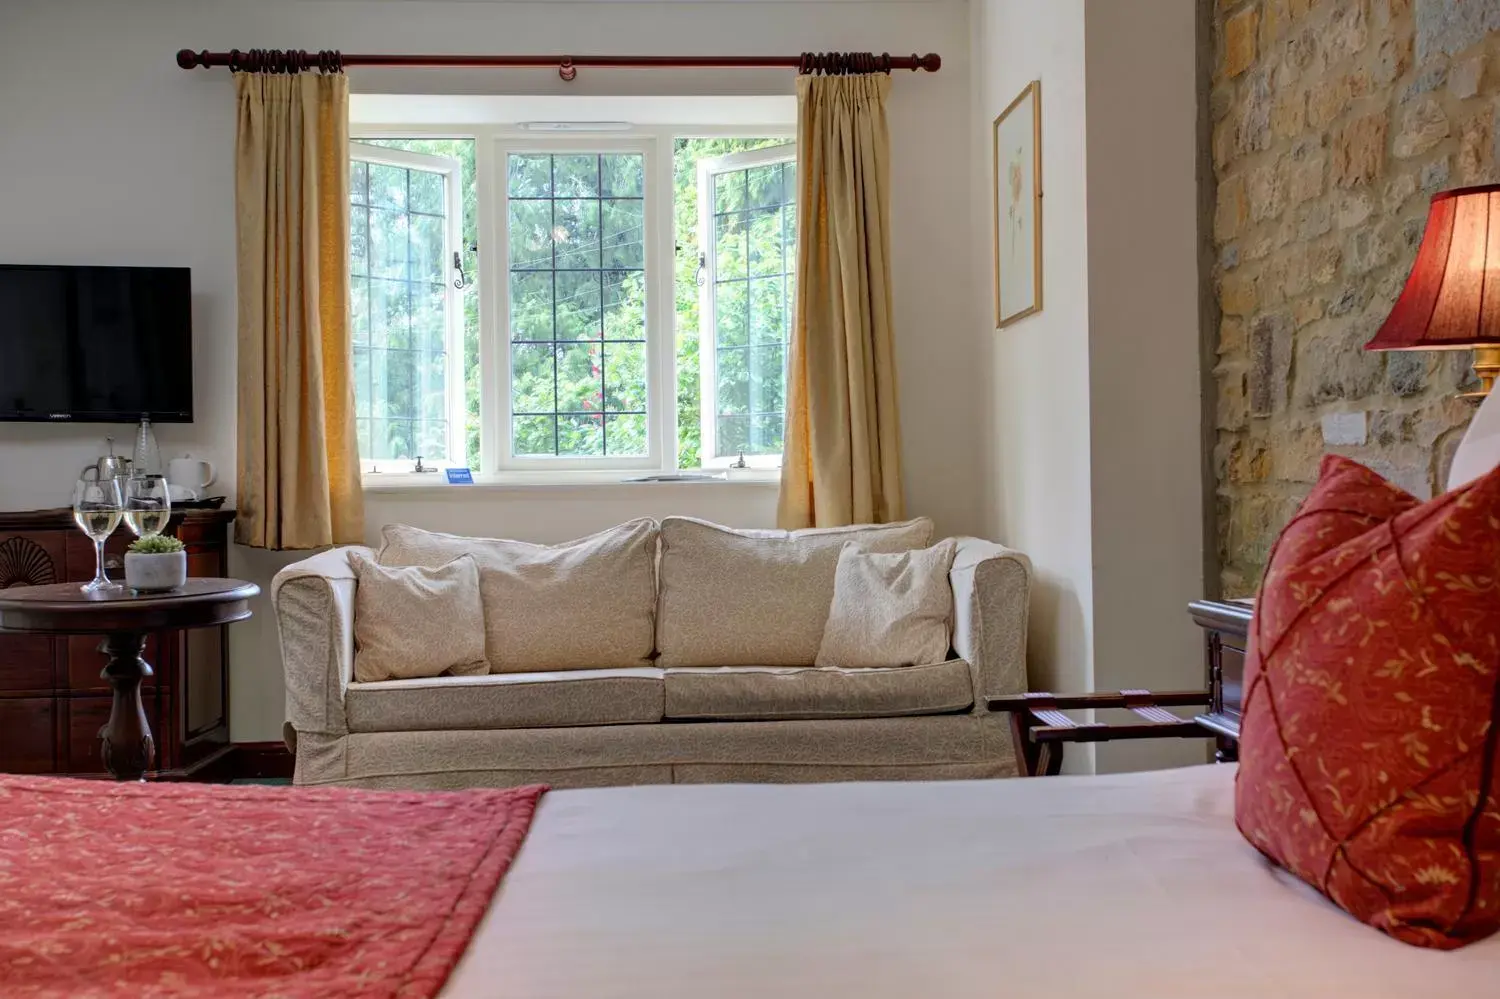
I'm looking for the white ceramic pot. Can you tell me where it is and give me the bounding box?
[124,551,187,593]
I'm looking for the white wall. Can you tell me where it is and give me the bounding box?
[0,0,979,741]
[970,0,1095,771]
[971,0,1205,772]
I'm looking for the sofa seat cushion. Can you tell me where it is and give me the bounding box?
[346,668,664,733]
[655,516,935,668]
[663,659,973,721]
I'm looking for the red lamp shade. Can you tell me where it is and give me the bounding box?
[1367,184,1500,353]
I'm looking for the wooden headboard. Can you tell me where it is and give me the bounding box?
[1189,599,1252,761]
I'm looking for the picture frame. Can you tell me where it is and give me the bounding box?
[993,80,1043,329]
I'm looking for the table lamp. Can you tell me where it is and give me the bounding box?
[1365,183,1500,399]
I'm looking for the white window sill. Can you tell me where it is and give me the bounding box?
[361,469,781,495]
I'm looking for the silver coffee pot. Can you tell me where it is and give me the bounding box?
[80,437,132,482]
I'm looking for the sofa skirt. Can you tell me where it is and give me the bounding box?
[292,713,1018,789]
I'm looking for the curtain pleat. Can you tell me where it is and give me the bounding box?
[777,73,905,529]
[234,72,363,550]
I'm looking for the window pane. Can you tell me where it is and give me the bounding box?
[602,199,644,270]
[603,270,645,340]
[718,415,750,456]
[605,413,648,456]
[510,271,553,341]
[715,171,746,214]
[749,276,785,345]
[506,148,650,461]
[752,412,784,454]
[559,414,605,456]
[556,270,603,340]
[715,280,748,348]
[747,164,783,210]
[410,214,445,285]
[747,209,783,277]
[553,154,599,198]
[554,198,600,270]
[751,344,785,413]
[509,200,552,270]
[717,346,750,416]
[513,414,556,456]
[556,342,601,413]
[409,169,444,215]
[603,341,646,412]
[509,154,551,198]
[511,343,556,413]
[715,211,747,280]
[601,154,644,198]
[369,164,406,209]
[349,151,460,466]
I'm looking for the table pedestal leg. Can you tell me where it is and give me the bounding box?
[98,632,155,781]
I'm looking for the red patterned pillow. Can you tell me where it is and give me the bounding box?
[1236,454,1500,949]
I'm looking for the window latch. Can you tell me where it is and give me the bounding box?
[696,252,707,288]
[452,250,469,290]
[413,456,438,473]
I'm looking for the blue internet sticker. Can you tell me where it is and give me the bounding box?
[445,467,474,484]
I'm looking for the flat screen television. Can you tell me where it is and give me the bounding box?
[0,265,193,423]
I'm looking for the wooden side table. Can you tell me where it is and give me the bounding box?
[993,598,1251,776]
[0,579,258,780]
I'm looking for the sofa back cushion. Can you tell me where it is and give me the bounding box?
[378,520,658,672]
[655,517,935,667]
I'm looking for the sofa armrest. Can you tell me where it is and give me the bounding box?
[272,546,369,739]
[950,537,1032,709]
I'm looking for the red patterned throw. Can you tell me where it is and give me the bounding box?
[0,776,545,996]
[1235,455,1500,949]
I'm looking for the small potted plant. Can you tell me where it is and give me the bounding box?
[124,534,187,593]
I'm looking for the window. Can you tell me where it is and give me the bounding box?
[347,126,794,478]
[696,145,796,467]
[349,143,466,470]
[502,147,653,465]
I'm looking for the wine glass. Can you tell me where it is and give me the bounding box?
[73,476,124,592]
[124,474,171,539]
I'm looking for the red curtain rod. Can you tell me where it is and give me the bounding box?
[175,49,941,81]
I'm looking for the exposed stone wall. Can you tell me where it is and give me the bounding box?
[1210,0,1500,595]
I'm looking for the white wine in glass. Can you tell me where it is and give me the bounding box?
[73,476,124,592]
[124,474,171,538]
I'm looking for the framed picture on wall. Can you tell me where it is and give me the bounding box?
[993,80,1042,329]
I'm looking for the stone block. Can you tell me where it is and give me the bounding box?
[1272,91,1308,139]
[1321,411,1369,446]
[1383,173,1418,211]
[1457,111,1494,182]
[1217,371,1249,431]
[1293,295,1327,327]
[1387,351,1430,396]
[1349,227,1398,274]
[1334,111,1388,186]
[1373,34,1414,86]
[1394,97,1450,158]
[1221,272,1259,316]
[1277,423,1329,482]
[1310,243,1343,285]
[1297,320,1385,406]
[1416,0,1500,62]
[1400,64,1449,101]
[1328,285,1366,316]
[1224,6,1260,78]
[1421,155,1452,190]
[1220,315,1247,356]
[1237,68,1274,155]
[1297,201,1334,240]
[1249,312,1294,416]
[1250,158,1288,221]
[1323,1,1370,65]
[1335,190,1374,229]
[1449,55,1484,98]
[1215,174,1250,243]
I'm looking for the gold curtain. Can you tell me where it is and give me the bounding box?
[234,72,363,550]
[778,73,905,529]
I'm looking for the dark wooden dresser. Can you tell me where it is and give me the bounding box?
[0,508,236,778]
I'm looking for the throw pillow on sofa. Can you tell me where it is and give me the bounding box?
[378,520,657,672]
[655,517,934,668]
[816,539,957,669]
[1235,454,1500,949]
[347,552,489,683]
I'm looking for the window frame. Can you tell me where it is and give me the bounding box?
[695,143,797,470]
[347,141,468,474]
[490,135,667,472]
[349,123,796,481]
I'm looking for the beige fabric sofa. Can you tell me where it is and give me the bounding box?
[274,518,1032,789]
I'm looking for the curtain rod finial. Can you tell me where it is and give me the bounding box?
[918,53,941,72]
[176,48,202,69]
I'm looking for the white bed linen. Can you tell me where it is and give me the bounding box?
[444,764,1498,998]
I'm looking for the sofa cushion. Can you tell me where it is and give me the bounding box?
[663,660,973,721]
[817,539,958,669]
[347,552,489,682]
[346,668,665,733]
[655,517,935,667]
[378,520,657,673]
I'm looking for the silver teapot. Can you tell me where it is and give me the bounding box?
[80,437,132,482]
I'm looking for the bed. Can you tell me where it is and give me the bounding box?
[443,763,1498,998]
